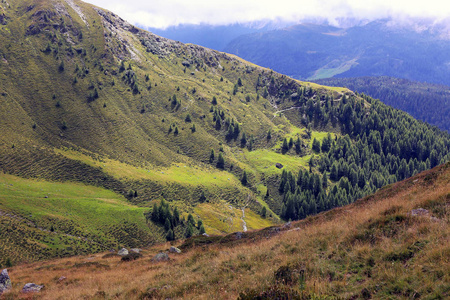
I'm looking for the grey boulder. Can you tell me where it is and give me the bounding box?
[169,246,181,254]
[22,283,44,293]
[118,248,129,256]
[0,269,12,294]
[151,252,169,262]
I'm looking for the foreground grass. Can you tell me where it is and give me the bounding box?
[2,163,448,299]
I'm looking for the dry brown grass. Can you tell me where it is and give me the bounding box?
[2,163,449,299]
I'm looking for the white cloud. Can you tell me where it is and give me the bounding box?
[83,0,450,29]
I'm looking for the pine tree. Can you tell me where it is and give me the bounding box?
[282,138,289,154]
[217,153,225,169]
[187,213,195,226]
[166,229,174,241]
[295,137,302,154]
[322,172,328,189]
[241,171,248,186]
[185,223,194,238]
[240,133,247,147]
[197,219,203,229]
[173,207,180,226]
[164,218,171,231]
[312,138,321,152]
[199,190,206,203]
[209,149,215,163]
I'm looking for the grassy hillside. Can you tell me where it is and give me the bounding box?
[0,0,449,264]
[1,162,448,299]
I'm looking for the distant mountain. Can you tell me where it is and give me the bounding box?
[147,21,292,51]
[147,24,262,51]
[314,76,450,132]
[223,21,450,85]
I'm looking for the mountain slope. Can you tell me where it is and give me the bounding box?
[223,21,450,85]
[0,0,449,265]
[314,76,450,132]
[1,162,449,299]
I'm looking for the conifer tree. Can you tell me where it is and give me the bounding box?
[217,153,225,169]
[209,149,215,163]
[241,170,248,186]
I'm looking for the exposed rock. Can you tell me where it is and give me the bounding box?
[118,248,129,256]
[169,246,181,254]
[0,14,7,26]
[409,208,439,221]
[151,252,169,262]
[0,269,12,294]
[275,163,284,169]
[57,276,66,283]
[202,233,209,237]
[235,232,243,240]
[130,248,141,254]
[410,208,429,216]
[121,252,142,262]
[22,283,44,293]
[282,222,292,230]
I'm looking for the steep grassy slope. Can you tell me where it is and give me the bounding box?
[1,162,448,299]
[0,0,449,265]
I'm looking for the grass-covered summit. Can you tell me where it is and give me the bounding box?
[0,0,449,264]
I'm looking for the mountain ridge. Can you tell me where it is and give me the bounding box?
[223,20,450,85]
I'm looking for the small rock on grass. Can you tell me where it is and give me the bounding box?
[118,248,129,256]
[169,246,181,254]
[22,283,44,293]
[151,252,169,262]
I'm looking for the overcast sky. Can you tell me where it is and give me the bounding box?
[84,0,450,29]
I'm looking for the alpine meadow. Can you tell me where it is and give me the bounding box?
[0,0,449,299]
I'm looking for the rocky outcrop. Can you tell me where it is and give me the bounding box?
[151,252,169,262]
[0,269,12,294]
[22,283,44,293]
[169,246,181,254]
[0,14,7,25]
[118,248,129,256]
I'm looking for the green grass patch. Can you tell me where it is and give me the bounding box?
[55,148,242,188]
[240,149,311,176]
[0,173,158,263]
